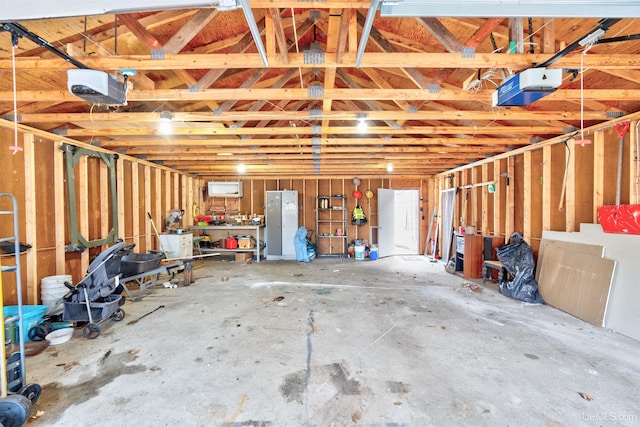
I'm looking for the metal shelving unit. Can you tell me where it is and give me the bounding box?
[315,196,347,257]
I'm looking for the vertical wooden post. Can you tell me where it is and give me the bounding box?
[116,157,126,242]
[540,18,555,54]
[565,139,577,231]
[173,173,179,219]
[628,120,638,204]
[542,145,552,232]
[181,176,188,225]
[131,162,140,249]
[164,172,172,232]
[264,9,275,60]
[509,18,524,53]
[54,141,66,274]
[187,176,194,226]
[460,169,468,227]
[144,165,152,251]
[23,134,37,304]
[593,130,605,222]
[99,160,109,250]
[493,159,502,237]
[78,155,89,272]
[506,157,515,243]
[481,163,489,234]
[154,168,162,250]
[471,167,479,228]
[523,151,532,243]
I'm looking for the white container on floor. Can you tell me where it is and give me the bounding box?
[41,275,71,315]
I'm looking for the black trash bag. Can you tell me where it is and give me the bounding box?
[496,232,544,304]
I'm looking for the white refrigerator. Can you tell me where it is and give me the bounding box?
[265,190,298,260]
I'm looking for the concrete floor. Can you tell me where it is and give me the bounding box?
[23,255,640,427]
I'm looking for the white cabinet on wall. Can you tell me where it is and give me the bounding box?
[208,181,243,197]
[159,232,193,259]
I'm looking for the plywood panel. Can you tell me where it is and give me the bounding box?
[535,238,604,281]
[543,225,640,341]
[538,245,615,327]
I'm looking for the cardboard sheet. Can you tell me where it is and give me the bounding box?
[538,244,615,327]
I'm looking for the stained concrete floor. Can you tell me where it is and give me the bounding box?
[23,255,640,427]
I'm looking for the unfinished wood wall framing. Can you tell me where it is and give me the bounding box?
[204,177,433,257]
[0,123,198,306]
[433,114,640,261]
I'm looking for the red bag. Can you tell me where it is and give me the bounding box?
[598,204,640,235]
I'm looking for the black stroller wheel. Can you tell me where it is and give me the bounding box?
[20,383,42,405]
[111,308,125,322]
[27,325,49,341]
[0,394,32,427]
[42,321,55,333]
[83,323,100,339]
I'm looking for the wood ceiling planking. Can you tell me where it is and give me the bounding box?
[1,6,640,178]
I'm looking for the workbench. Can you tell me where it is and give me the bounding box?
[190,225,265,262]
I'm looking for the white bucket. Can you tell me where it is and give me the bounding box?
[354,245,365,260]
[41,275,71,315]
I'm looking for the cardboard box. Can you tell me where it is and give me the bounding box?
[238,237,255,248]
[235,252,253,262]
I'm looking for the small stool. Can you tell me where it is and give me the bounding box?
[483,260,506,283]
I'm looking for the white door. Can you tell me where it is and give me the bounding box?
[378,189,395,258]
[378,189,420,257]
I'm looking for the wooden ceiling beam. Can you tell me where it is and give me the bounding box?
[271,8,289,65]
[6,52,640,71]
[4,88,637,103]
[168,156,464,162]
[17,109,606,124]
[417,18,465,52]
[161,9,219,54]
[127,145,502,155]
[97,137,529,148]
[58,124,565,137]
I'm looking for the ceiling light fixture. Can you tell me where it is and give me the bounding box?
[157,111,174,134]
[357,112,368,132]
[386,163,394,172]
[237,163,246,173]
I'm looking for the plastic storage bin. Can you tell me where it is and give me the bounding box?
[3,305,48,343]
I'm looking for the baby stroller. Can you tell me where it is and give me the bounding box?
[58,242,131,339]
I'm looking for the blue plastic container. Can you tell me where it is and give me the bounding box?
[369,247,378,261]
[3,305,48,343]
